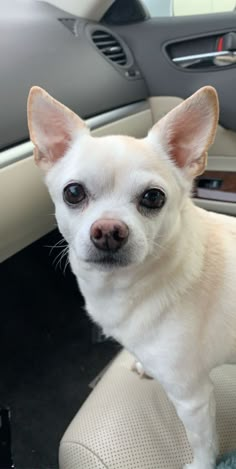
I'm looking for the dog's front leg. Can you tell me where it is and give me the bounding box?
[168,378,218,469]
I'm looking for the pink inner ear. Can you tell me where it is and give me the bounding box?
[48,137,70,161]
[168,133,188,168]
[166,107,208,168]
[32,95,75,162]
[168,124,193,168]
[41,119,71,161]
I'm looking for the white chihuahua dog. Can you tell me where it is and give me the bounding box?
[28,86,236,469]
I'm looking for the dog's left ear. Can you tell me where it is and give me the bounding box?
[27,86,88,171]
[148,86,219,178]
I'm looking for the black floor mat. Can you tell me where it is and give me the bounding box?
[0,230,120,469]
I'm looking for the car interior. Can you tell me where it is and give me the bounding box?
[1,0,236,468]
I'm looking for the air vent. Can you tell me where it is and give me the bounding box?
[91,30,127,66]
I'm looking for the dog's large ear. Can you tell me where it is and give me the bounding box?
[27,87,88,171]
[148,86,219,178]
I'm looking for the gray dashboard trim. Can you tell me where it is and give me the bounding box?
[86,100,149,129]
[0,101,149,169]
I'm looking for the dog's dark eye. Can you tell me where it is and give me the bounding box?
[63,183,86,206]
[140,188,166,209]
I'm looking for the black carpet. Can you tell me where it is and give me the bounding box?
[0,230,119,469]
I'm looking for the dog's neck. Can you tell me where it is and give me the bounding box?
[70,198,207,333]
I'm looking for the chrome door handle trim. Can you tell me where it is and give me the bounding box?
[172,50,235,63]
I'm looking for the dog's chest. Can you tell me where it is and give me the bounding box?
[79,275,185,378]
[86,288,188,386]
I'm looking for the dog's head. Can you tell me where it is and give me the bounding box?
[27,87,218,271]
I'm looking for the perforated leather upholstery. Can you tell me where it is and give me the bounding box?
[59,350,236,468]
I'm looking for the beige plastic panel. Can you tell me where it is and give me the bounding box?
[92,109,152,138]
[194,198,236,216]
[207,156,236,171]
[149,96,236,157]
[43,0,115,21]
[210,126,236,157]
[0,109,152,262]
[0,157,54,262]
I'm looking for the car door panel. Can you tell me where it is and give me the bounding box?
[107,11,236,217]
[111,13,236,131]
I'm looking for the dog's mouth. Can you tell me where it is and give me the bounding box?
[85,253,131,269]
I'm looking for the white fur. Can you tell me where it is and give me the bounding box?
[28,86,236,468]
[46,133,236,469]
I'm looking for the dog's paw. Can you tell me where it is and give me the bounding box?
[131,360,153,379]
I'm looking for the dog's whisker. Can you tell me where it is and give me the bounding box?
[54,246,70,272]
[45,244,68,250]
[55,254,65,271]
[45,238,68,255]
[52,247,68,266]
[53,238,67,246]
[50,245,68,253]
[63,257,70,276]
[59,248,69,269]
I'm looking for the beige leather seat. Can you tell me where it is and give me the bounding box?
[59,350,236,469]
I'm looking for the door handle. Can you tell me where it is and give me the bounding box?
[172,50,236,68]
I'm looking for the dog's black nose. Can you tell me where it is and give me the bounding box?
[90,219,129,252]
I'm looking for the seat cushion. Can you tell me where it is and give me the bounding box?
[59,350,236,469]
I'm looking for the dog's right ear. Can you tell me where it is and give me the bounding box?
[27,87,88,171]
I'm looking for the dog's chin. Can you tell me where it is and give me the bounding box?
[85,253,132,271]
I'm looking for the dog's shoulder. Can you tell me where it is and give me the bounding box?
[206,210,236,238]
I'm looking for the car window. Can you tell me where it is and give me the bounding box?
[141,0,236,16]
[141,0,172,16]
